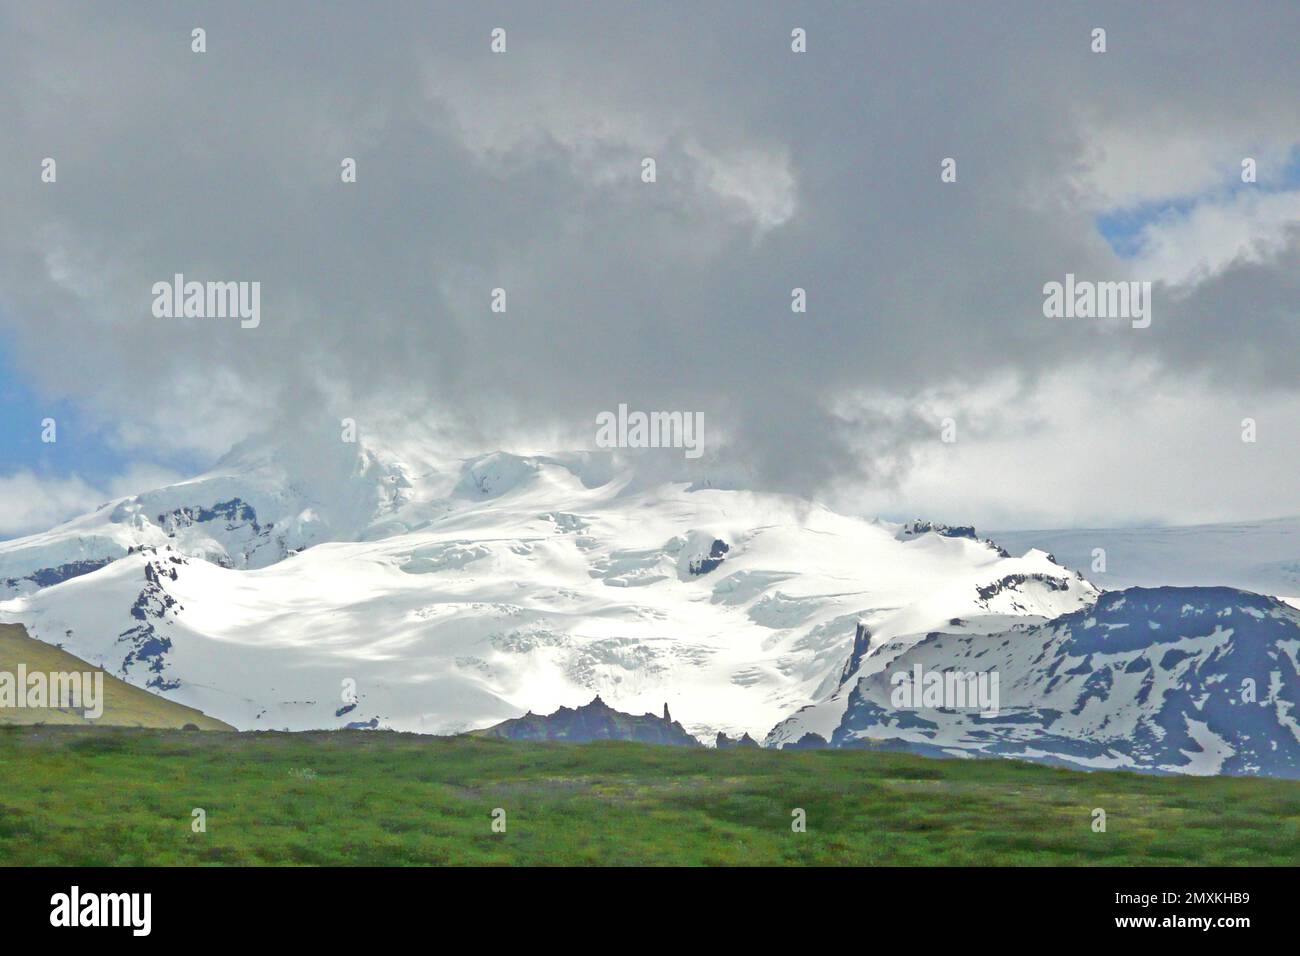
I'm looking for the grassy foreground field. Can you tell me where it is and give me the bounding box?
[0,726,1296,865]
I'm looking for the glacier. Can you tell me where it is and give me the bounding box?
[1,428,1296,776]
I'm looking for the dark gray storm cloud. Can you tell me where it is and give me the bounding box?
[1,1,1297,521]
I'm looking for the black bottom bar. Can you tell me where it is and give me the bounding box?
[0,866,1286,941]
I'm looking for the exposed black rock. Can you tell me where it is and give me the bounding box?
[839,620,873,684]
[895,520,1010,557]
[4,558,114,592]
[975,572,1069,604]
[688,538,730,575]
[116,557,185,691]
[896,520,976,540]
[158,497,266,534]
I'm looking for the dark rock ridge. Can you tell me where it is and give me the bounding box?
[839,620,873,684]
[975,572,1070,606]
[896,519,977,541]
[157,497,266,535]
[715,731,760,749]
[116,549,186,692]
[895,519,1011,557]
[157,496,282,567]
[4,558,113,591]
[481,696,702,746]
[3,495,295,601]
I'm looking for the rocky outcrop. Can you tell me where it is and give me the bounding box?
[895,519,977,541]
[715,731,760,749]
[480,695,702,746]
[688,538,730,575]
[116,550,186,692]
[895,520,1010,557]
[839,620,873,685]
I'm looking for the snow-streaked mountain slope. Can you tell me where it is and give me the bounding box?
[769,586,1300,778]
[994,518,1300,600]
[0,434,1096,740]
[0,426,415,595]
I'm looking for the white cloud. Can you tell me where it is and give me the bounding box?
[1081,127,1274,210]
[1131,189,1300,286]
[0,472,102,538]
[837,363,1300,529]
[0,464,184,540]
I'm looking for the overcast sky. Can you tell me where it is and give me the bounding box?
[1,1,1297,536]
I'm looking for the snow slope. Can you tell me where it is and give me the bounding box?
[0,425,414,595]
[994,518,1300,600]
[0,433,1094,741]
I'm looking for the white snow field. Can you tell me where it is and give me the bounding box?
[994,519,1300,603]
[0,430,1095,741]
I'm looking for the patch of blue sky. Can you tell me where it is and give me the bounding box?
[0,328,204,484]
[1096,145,1300,259]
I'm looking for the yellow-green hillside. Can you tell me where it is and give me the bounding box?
[0,623,231,730]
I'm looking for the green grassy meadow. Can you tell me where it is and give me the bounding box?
[0,726,1295,865]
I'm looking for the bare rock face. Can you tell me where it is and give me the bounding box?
[480,696,702,747]
[715,731,761,749]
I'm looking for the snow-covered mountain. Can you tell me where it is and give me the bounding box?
[3,429,1297,776]
[0,431,1094,741]
[769,586,1300,778]
[1,425,415,594]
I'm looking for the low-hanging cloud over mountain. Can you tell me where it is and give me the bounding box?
[0,1,1297,528]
